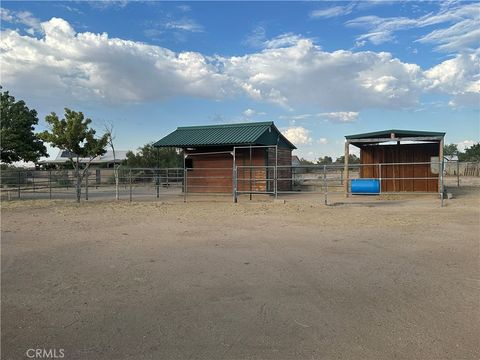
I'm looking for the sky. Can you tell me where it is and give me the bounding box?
[1,0,479,161]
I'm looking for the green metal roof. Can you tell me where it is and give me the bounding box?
[345,129,445,140]
[154,121,296,149]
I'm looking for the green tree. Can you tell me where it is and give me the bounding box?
[39,108,108,202]
[443,143,459,156]
[298,158,315,165]
[0,88,48,163]
[317,156,333,165]
[459,143,480,162]
[123,143,182,168]
[335,154,360,164]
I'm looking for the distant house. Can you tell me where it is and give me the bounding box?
[39,150,128,168]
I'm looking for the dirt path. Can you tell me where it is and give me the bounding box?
[2,187,479,359]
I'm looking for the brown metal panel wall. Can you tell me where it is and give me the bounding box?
[359,143,439,192]
[186,151,233,193]
[266,147,292,191]
[236,148,268,192]
[185,148,269,193]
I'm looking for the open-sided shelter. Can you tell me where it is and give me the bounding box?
[344,129,445,193]
[154,122,296,193]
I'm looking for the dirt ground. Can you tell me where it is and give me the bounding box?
[1,186,479,360]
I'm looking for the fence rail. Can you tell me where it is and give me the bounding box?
[1,161,478,205]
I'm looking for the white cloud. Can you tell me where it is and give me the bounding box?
[164,18,204,33]
[221,39,424,109]
[282,127,312,145]
[346,2,480,52]
[457,140,476,152]
[242,25,267,48]
[0,18,229,104]
[310,4,355,19]
[0,17,477,110]
[319,112,359,123]
[0,8,42,34]
[243,108,256,117]
[87,1,129,10]
[264,33,306,49]
[424,53,480,107]
[318,138,328,145]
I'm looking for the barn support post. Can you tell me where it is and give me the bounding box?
[439,137,444,199]
[232,148,237,203]
[344,141,349,197]
[378,163,382,194]
[274,145,278,199]
[184,168,187,203]
[440,160,444,207]
[249,145,252,201]
[183,150,187,203]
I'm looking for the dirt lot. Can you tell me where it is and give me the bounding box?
[2,186,479,360]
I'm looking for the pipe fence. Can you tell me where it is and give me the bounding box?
[1,161,478,205]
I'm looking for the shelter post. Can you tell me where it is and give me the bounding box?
[344,141,349,197]
[439,137,444,195]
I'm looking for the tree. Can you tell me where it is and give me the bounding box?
[443,143,459,156]
[459,143,480,162]
[335,154,360,164]
[0,88,48,163]
[297,158,314,165]
[39,109,108,202]
[104,123,120,200]
[317,156,333,165]
[123,143,182,168]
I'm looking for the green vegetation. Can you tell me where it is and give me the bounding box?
[123,143,182,168]
[444,142,480,161]
[0,88,48,163]
[39,108,109,202]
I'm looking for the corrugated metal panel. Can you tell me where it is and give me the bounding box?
[154,121,296,149]
[345,129,445,140]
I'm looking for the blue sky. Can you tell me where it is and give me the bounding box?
[1,1,479,160]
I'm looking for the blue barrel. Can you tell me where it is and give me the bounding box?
[351,179,380,194]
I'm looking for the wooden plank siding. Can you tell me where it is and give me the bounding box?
[185,147,293,193]
[359,143,439,192]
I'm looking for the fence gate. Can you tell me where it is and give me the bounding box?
[233,145,278,202]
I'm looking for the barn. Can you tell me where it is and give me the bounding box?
[154,122,296,195]
[344,129,445,193]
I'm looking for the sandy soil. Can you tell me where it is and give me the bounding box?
[1,186,479,360]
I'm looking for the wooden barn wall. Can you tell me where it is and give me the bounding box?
[185,147,293,193]
[359,143,439,192]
